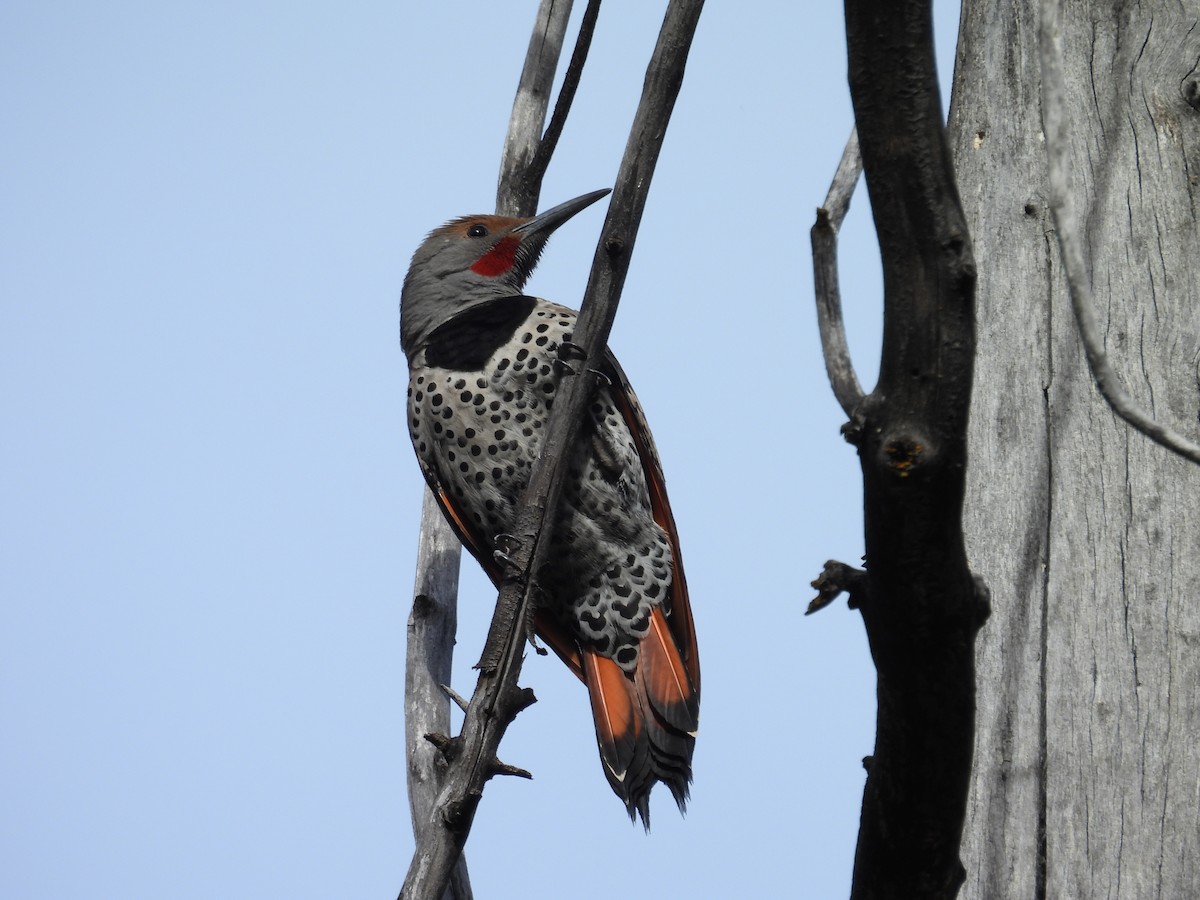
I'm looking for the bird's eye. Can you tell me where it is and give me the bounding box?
[467,224,489,238]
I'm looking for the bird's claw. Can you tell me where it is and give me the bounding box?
[588,368,613,387]
[494,533,522,553]
[493,549,523,575]
[558,339,588,361]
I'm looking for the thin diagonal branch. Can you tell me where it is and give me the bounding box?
[811,127,866,417]
[403,3,575,899]
[1038,0,1200,466]
[528,0,603,189]
[400,3,705,898]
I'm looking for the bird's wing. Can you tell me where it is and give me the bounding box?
[600,349,701,698]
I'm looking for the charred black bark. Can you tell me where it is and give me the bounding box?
[840,1,987,896]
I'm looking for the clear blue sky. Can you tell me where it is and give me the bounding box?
[1,3,959,897]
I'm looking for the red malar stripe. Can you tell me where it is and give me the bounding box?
[470,235,520,276]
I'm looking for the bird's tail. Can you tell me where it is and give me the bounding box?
[581,605,699,827]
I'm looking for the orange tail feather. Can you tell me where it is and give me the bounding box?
[580,606,699,827]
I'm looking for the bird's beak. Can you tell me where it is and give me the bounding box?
[512,189,611,236]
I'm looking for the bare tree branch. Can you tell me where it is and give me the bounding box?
[528,0,603,191]
[400,2,705,898]
[1038,0,1200,466]
[496,0,577,216]
[811,127,866,417]
[404,491,471,900]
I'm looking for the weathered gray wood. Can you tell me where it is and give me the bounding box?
[1040,0,1200,466]
[950,1,1200,896]
[404,489,471,900]
[948,4,1050,893]
[811,128,866,418]
[496,0,574,216]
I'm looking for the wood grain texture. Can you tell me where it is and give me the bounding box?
[950,2,1200,896]
[404,489,471,900]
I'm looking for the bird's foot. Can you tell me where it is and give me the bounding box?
[493,549,523,575]
[494,532,522,553]
[492,533,525,576]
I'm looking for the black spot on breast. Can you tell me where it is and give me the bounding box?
[423,296,538,370]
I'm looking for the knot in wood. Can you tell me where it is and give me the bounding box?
[1184,78,1200,112]
[881,435,926,478]
[411,592,434,618]
[604,234,625,256]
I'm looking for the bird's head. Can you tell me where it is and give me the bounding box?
[400,188,610,355]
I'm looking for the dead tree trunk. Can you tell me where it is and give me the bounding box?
[949,1,1200,896]
[810,1,987,895]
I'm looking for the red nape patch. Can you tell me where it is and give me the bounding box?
[470,235,520,277]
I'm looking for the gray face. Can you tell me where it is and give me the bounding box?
[399,214,538,357]
[399,189,611,357]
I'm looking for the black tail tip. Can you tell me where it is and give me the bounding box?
[625,779,690,831]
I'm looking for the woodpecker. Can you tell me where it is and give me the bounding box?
[400,189,700,825]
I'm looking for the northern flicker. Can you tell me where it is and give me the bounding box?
[400,189,699,824]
